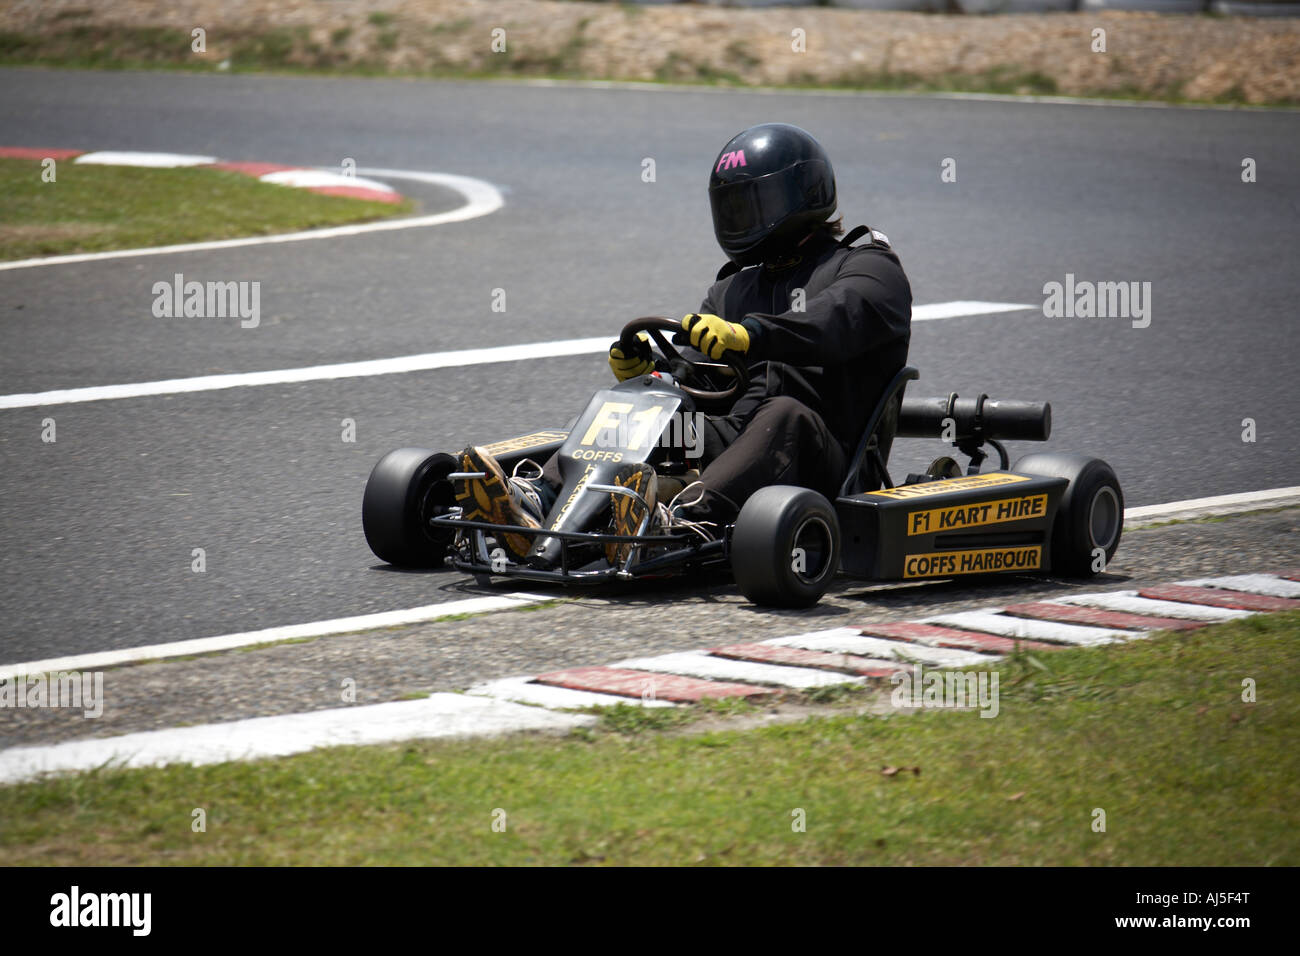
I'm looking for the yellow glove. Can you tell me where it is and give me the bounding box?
[608,332,654,381]
[682,313,750,361]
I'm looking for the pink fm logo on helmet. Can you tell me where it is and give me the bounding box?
[716,150,747,172]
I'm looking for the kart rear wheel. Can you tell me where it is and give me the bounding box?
[362,448,457,567]
[732,486,841,608]
[1013,452,1123,576]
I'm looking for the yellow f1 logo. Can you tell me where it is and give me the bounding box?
[579,402,634,446]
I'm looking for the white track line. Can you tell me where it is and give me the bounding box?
[468,676,677,709]
[1124,486,1300,526]
[0,592,548,682]
[1056,591,1253,622]
[0,167,504,272]
[912,301,1032,320]
[764,631,996,667]
[613,650,862,689]
[0,693,594,786]
[0,302,1029,410]
[1175,574,1300,599]
[0,337,612,410]
[921,610,1139,646]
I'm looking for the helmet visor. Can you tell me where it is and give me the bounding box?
[709,160,831,244]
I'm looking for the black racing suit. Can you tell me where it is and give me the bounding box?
[684,226,912,522]
[537,226,911,523]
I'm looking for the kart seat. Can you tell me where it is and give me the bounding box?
[838,365,919,497]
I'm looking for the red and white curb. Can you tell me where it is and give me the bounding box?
[1,576,1296,785]
[0,147,403,205]
[468,572,1298,708]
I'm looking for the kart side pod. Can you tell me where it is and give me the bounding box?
[834,472,1068,581]
[834,454,1124,583]
[729,451,1124,607]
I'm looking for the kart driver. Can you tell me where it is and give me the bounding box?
[456,122,912,564]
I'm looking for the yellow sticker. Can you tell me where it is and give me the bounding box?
[868,472,1030,500]
[578,402,666,450]
[903,546,1042,578]
[482,430,569,457]
[907,494,1047,536]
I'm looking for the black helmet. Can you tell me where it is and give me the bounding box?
[708,123,837,267]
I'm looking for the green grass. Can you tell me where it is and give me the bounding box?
[1,612,1295,865]
[0,157,412,260]
[581,694,762,735]
[432,599,566,624]
[585,701,695,735]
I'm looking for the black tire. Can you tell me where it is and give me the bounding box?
[731,486,841,608]
[1013,452,1123,576]
[362,448,457,567]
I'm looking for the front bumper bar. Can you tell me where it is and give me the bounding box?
[430,513,725,581]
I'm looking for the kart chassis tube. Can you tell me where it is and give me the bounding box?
[430,512,721,581]
[443,477,670,570]
[448,469,661,534]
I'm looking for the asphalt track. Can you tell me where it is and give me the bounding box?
[0,68,1297,663]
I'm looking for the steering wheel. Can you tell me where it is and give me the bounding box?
[619,316,749,411]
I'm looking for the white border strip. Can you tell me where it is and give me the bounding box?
[0,592,549,682]
[765,632,996,667]
[1057,591,1253,621]
[468,675,678,709]
[74,150,218,167]
[1124,486,1300,527]
[0,167,504,272]
[0,692,594,786]
[1175,574,1300,599]
[612,650,862,689]
[921,610,1140,646]
[260,169,395,193]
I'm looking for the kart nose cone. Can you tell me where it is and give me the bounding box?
[525,534,564,569]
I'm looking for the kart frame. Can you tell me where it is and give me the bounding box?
[431,363,958,583]
[366,318,1123,606]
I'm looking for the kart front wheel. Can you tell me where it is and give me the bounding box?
[1013,452,1123,576]
[362,448,457,567]
[732,486,841,608]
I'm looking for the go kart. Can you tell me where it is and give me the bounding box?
[363,317,1123,608]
